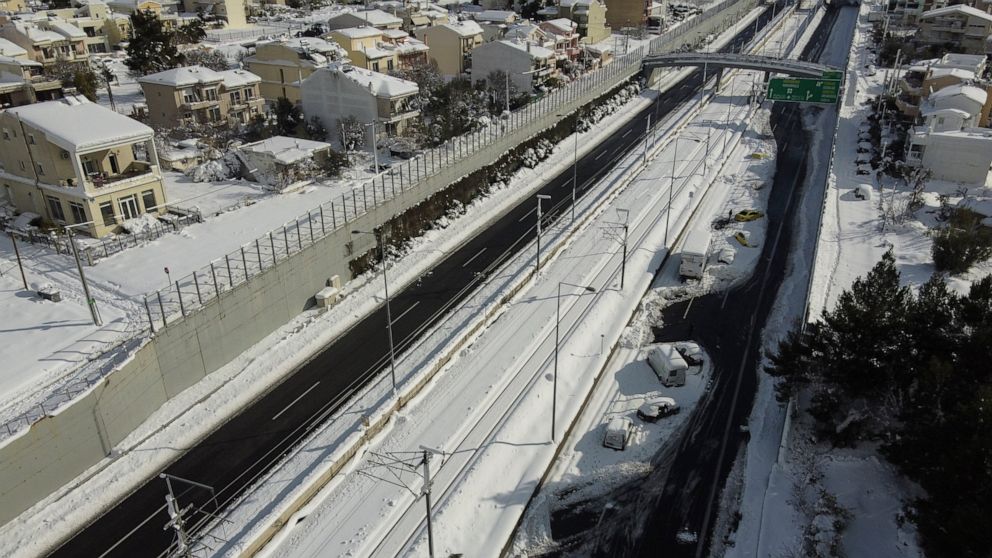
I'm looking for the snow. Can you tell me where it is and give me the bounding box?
[0,38,27,58]
[138,65,225,87]
[163,172,270,216]
[439,20,483,37]
[919,3,992,21]
[219,69,261,88]
[6,97,152,152]
[240,136,331,165]
[338,65,419,97]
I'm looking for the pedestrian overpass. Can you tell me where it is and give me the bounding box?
[642,52,837,79]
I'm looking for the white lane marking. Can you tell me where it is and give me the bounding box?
[594,150,606,160]
[683,296,696,320]
[622,129,632,138]
[272,382,320,421]
[391,301,420,325]
[462,247,488,268]
[518,207,536,222]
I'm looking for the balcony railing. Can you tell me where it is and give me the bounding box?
[181,98,220,110]
[87,161,155,188]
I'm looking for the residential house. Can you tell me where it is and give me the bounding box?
[558,0,611,44]
[0,96,166,237]
[917,5,992,54]
[0,0,27,13]
[181,0,247,28]
[138,65,264,129]
[927,83,991,126]
[539,18,581,61]
[908,127,992,184]
[896,53,989,117]
[245,37,348,104]
[0,19,89,71]
[471,39,556,91]
[0,56,64,107]
[301,64,419,139]
[0,36,27,58]
[326,9,403,32]
[397,3,449,33]
[886,0,947,25]
[418,20,484,77]
[328,27,428,74]
[38,0,117,54]
[238,135,333,189]
[468,10,517,41]
[104,0,194,33]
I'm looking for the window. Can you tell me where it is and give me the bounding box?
[28,133,36,145]
[46,196,66,222]
[108,153,120,174]
[230,90,242,104]
[141,189,156,212]
[372,61,380,72]
[387,59,394,71]
[1,128,9,140]
[36,163,44,176]
[69,201,86,224]
[19,160,25,171]
[208,107,222,121]
[99,201,115,226]
[83,158,99,175]
[245,88,254,99]
[204,88,217,101]
[118,194,139,220]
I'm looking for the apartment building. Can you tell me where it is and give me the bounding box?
[554,0,611,44]
[917,5,992,54]
[301,64,419,138]
[138,65,264,129]
[0,19,89,70]
[539,18,581,60]
[471,39,556,91]
[181,0,247,28]
[0,0,27,14]
[417,20,484,77]
[326,9,403,32]
[468,10,518,41]
[328,26,428,74]
[245,37,348,104]
[604,0,649,32]
[0,56,64,107]
[38,1,117,54]
[0,96,166,237]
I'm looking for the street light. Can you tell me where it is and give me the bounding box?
[536,194,551,272]
[64,221,101,326]
[418,445,445,558]
[352,228,397,395]
[553,282,596,442]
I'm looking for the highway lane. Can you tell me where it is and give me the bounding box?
[48,6,784,557]
[545,5,851,556]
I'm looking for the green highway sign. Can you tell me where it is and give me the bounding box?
[767,74,841,104]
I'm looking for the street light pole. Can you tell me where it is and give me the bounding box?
[353,229,397,394]
[8,231,28,290]
[65,223,101,326]
[666,136,678,246]
[571,123,578,224]
[422,449,436,558]
[554,282,595,442]
[536,194,550,272]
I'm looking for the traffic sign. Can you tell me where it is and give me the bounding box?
[766,75,840,104]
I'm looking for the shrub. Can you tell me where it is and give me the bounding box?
[931,208,992,274]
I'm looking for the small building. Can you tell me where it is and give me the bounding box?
[0,96,167,237]
[0,56,64,107]
[326,9,404,32]
[468,10,518,41]
[539,18,581,60]
[237,136,333,190]
[245,37,348,104]
[471,39,557,91]
[0,19,90,71]
[138,66,264,129]
[917,5,992,55]
[603,0,650,34]
[547,0,611,45]
[417,20,484,77]
[301,64,419,140]
[328,27,429,74]
[909,127,992,184]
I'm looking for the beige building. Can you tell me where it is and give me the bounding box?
[138,65,264,129]
[917,5,992,54]
[0,56,64,107]
[182,0,247,28]
[0,0,27,13]
[301,65,419,138]
[245,37,348,104]
[471,39,557,91]
[0,19,90,71]
[604,0,649,31]
[418,20,484,77]
[326,9,403,32]
[328,27,428,74]
[0,97,166,238]
[36,1,118,54]
[556,0,611,44]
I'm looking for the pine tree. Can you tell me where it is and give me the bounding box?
[72,68,100,102]
[125,10,184,76]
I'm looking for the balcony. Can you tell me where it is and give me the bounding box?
[86,161,156,189]
[181,98,220,110]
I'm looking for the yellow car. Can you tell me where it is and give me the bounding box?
[733,232,751,246]
[734,210,764,222]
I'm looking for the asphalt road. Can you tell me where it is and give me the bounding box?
[48,7,786,557]
[542,5,851,557]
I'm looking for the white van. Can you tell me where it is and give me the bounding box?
[603,417,632,450]
[679,228,711,280]
[647,344,689,387]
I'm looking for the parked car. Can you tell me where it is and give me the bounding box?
[603,417,633,450]
[647,344,688,387]
[674,341,703,365]
[854,184,872,200]
[734,209,764,222]
[637,397,680,422]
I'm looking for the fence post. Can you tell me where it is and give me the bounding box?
[307,212,315,242]
[371,180,377,205]
[283,226,290,254]
[341,193,348,221]
[269,231,276,262]
[296,224,302,250]
[241,247,249,280]
[144,296,155,333]
[157,291,167,328]
[193,271,203,305]
[352,191,358,216]
[225,254,233,286]
[256,238,263,269]
[319,205,326,235]
[176,281,185,316]
[210,262,220,295]
[331,202,337,229]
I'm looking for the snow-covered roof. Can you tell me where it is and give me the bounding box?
[559,0,596,7]
[329,9,403,27]
[7,96,152,152]
[0,38,28,59]
[440,20,483,37]
[927,67,975,81]
[920,4,992,22]
[219,69,261,88]
[470,10,517,23]
[333,26,383,39]
[282,37,345,56]
[240,135,331,164]
[339,65,418,97]
[505,23,544,40]
[0,55,41,67]
[138,65,224,87]
[920,106,972,119]
[45,20,86,39]
[929,83,988,106]
[497,39,554,59]
[380,28,409,39]
[10,22,66,44]
[542,18,578,34]
[940,52,986,67]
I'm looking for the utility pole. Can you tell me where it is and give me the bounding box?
[643,114,651,164]
[353,229,398,395]
[65,224,101,326]
[536,194,550,272]
[667,136,678,247]
[571,120,578,224]
[422,449,436,558]
[8,232,28,290]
